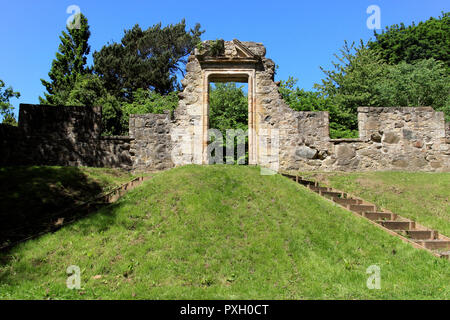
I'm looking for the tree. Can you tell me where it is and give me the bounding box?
[93,19,203,100]
[40,13,92,105]
[209,82,249,163]
[0,79,20,125]
[279,77,352,138]
[119,89,178,135]
[279,77,330,112]
[313,41,450,137]
[65,74,108,107]
[314,41,386,137]
[376,59,450,121]
[369,12,450,70]
[209,83,248,134]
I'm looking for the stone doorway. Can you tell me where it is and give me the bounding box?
[171,39,277,169]
[206,74,254,165]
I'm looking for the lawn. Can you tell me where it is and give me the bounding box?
[0,166,138,248]
[0,165,448,300]
[299,172,450,237]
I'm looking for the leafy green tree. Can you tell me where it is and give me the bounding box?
[40,13,92,105]
[209,83,248,133]
[98,94,124,136]
[376,59,450,121]
[314,41,450,137]
[279,77,330,112]
[209,82,248,163]
[119,89,178,135]
[66,74,107,107]
[279,77,353,138]
[314,41,386,137]
[369,12,450,70]
[0,79,20,125]
[93,19,203,99]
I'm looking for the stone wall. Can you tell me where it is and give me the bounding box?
[2,41,448,173]
[19,104,102,139]
[446,121,450,139]
[0,104,131,169]
[167,40,449,173]
[129,112,174,171]
[285,107,449,172]
[170,40,335,169]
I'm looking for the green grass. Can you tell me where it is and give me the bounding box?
[0,165,448,300]
[0,165,137,210]
[300,172,450,237]
[0,166,138,247]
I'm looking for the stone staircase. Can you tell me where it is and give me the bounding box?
[282,174,450,260]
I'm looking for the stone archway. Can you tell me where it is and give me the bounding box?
[129,40,448,173]
[172,39,277,167]
[202,70,256,165]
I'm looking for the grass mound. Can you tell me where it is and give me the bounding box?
[0,165,448,299]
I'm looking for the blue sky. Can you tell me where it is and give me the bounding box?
[1,0,448,118]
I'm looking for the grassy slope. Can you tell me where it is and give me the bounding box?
[0,166,448,300]
[0,166,137,247]
[300,172,450,237]
[0,166,137,211]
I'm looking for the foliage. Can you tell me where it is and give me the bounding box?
[314,41,386,137]
[119,89,178,134]
[314,41,450,137]
[40,14,92,105]
[302,13,450,137]
[0,79,20,125]
[59,73,179,135]
[209,83,248,133]
[208,39,225,56]
[65,74,108,107]
[369,12,450,70]
[376,59,450,120]
[93,19,203,99]
[99,88,179,136]
[279,77,329,112]
[196,39,225,57]
[97,94,124,136]
[280,77,358,138]
[0,166,448,299]
[209,83,248,163]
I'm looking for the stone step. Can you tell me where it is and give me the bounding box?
[378,220,415,231]
[298,179,317,187]
[309,186,331,192]
[439,252,449,260]
[283,174,450,260]
[320,191,345,198]
[415,240,450,250]
[363,212,397,221]
[333,197,363,206]
[396,230,439,240]
[348,204,376,213]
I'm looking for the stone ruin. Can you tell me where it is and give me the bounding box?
[1,40,449,172]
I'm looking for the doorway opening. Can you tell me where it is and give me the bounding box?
[208,81,249,165]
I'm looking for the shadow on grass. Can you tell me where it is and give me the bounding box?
[0,199,126,285]
[0,166,110,250]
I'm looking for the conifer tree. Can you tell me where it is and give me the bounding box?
[40,13,91,105]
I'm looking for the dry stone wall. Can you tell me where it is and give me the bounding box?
[1,41,448,173]
[129,112,174,171]
[167,40,449,172]
[278,107,449,172]
[0,104,131,168]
